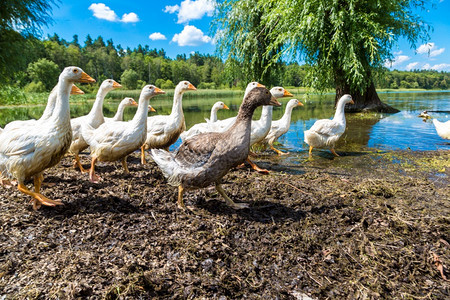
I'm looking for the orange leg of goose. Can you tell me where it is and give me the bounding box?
[89,157,101,183]
[74,154,89,173]
[215,183,249,209]
[122,157,129,174]
[177,185,186,210]
[140,145,147,164]
[308,146,313,157]
[18,182,62,211]
[270,144,288,156]
[330,148,340,157]
[246,157,269,174]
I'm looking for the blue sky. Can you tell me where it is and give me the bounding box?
[42,0,450,71]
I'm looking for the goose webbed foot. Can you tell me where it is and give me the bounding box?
[246,157,269,174]
[271,144,288,156]
[330,148,340,157]
[18,183,63,210]
[215,183,249,210]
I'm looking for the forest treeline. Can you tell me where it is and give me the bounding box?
[2,34,450,92]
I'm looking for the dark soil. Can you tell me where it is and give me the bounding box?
[0,150,449,299]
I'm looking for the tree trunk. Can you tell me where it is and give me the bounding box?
[335,81,399,113]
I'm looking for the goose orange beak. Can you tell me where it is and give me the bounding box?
[256,83,265,88]
[80,72,96,83]
[223,104,230,110]
[131,99,138,106]
[297,101,304,106]
[113,81,122,88]
[188,83,197,91]
[269,96,282,107]
[70,84,84,95]
[350,100,355,104]
[154,87,165,95]
[283,90,294,97]
[148,105,156,112]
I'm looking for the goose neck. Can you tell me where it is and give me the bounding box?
[50,78,72,124]
[131,96,149,125]
[333,100,347,123]
[89,87,109,119]
[113,102,126,121]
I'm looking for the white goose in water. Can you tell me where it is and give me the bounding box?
[304,94,354,157]
[0,67,95,210]
[180,101,229,141]
[150,87,280,211]
[245,87,293,173]
[194,82,266,135]
[432,119,450,140]
[82,85,165,183]
[140,80,196,164]
[3,84,84,131]
[69,79,122,172]
[263,98,304,155]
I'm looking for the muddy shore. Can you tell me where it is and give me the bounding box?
[0,150,449,299]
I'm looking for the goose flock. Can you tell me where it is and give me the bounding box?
[1,66,448,211]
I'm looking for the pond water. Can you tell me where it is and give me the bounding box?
[1,90,449,156]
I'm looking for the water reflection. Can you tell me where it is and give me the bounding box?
[1,91,449,153]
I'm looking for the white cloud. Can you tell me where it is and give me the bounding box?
[416,42,445,57]
[430,48,445,57]
[149,32,167,41]
[393,50,403,55]
[89,3,139,23]
[172,25,212,46]
[406,62,419,70]
[89,3,118,21]
[121,12,139,23]
[422,63,431,69]
[430,63,450,71]
[165,0,215,23]
[385,55,410,68]
[164,5,180,14]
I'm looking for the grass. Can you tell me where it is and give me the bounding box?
[0,86,448,107]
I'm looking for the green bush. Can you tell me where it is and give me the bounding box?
[161,79,175,89]
[155,78,165,88]
[27,58,60,91]
[24,81,46,93]
[137,79,147,89]
[198,82,216,89]
[0,85,28,105]
[120,69,139,89]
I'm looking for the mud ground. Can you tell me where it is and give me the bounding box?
[0,150,449,299]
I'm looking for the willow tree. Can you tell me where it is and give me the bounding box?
[213,0,434,112]
[0,0,56,82]
[213,0,284,86]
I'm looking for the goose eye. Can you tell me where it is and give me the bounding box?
[73,69,78,73]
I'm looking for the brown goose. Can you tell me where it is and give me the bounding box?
[150,87,281,210]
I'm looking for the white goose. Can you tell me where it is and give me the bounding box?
[432,119,450,139]
[199,82,265,134]
[263,98,303,155]
[105,97,138,122]
[140,80,196,164]
[180,101,229,141]
[82,85,165,183]
[69,79,122,172]
[245,87,293,173]
[304,94,354,157]
[0,67,95,209]
[3,85,84,131]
